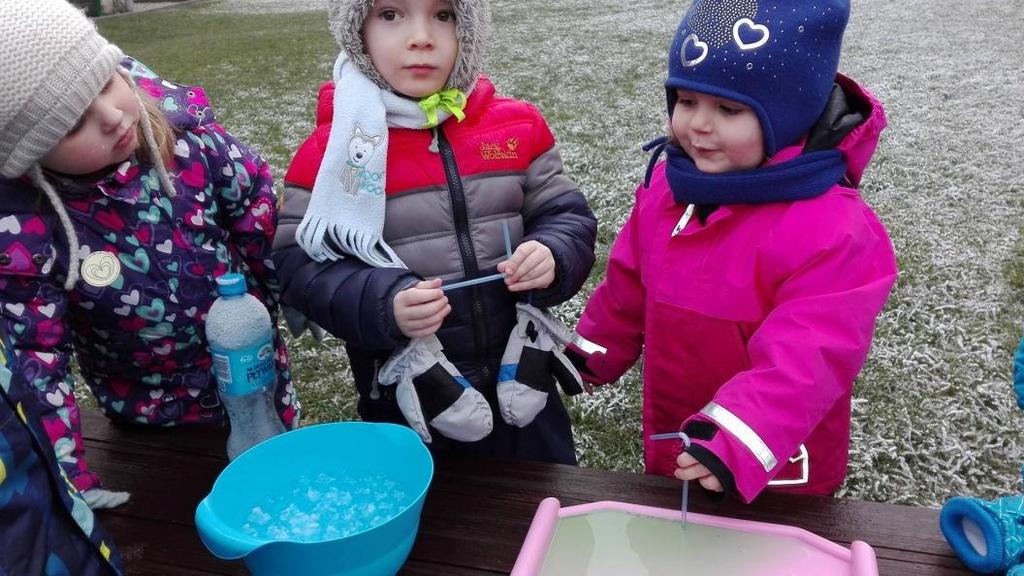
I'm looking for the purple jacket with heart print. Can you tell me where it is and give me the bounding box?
[0,58,298,492]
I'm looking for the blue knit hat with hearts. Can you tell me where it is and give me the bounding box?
[666,0,850,156]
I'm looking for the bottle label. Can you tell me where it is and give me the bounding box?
[210,341,276,396]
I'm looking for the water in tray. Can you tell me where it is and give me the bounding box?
[540,510,836,575]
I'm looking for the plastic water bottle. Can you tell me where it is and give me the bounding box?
[206,273,285,459]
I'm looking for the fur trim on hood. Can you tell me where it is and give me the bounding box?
[327,0,490,94]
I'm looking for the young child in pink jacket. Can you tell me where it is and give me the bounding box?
[571,0,898,502]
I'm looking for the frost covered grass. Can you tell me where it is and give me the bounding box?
[195,0,327,14]
[99,0,1024,506]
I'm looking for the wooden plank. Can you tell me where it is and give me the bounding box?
[877,557,975,576]
[79,410,971,575]
[414,457,971,575]
[95,513,247,575]
[85,441,223,527]
[81,422,505,575]
[432,456,961,552]
[401,562,504,576]
[82,409,228,459]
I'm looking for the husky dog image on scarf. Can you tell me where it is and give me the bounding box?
[344,124,383,197]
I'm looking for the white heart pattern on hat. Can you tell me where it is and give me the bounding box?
[0,216,21,234]
[733,18,770,50]
[681,33,709,67]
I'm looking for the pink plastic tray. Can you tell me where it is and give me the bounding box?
[511,498,878,576]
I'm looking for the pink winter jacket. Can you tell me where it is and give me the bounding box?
[576,77,898,503]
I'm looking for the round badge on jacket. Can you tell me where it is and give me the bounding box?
[80,251,121,287]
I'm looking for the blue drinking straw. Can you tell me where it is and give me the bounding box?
[503,219,512,260]
[441,272,506,292]
[442,221,514,292]
[648,431,692,528]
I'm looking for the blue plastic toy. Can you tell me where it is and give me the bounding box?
[1013,334,1024,409]
[195,422,433,576]
[940,492,1024,573]
[939,336,1024,574]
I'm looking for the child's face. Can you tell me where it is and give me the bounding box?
[363,0,458,99]
[41,72,140,176]
[671,89,765,173]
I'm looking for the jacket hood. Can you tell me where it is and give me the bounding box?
[327,0,490,94]
[833,74,886,188]
[122,58,216,132]
[768,74,887,189]
[660,74,886,207]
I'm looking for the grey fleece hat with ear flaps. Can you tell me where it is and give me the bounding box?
[327,0,491,94]
[0,0,125,178]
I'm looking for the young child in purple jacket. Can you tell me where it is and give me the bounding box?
[0,0,298,509]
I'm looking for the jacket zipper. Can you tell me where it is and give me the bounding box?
[370,359,381,400]
[436,128,489,370]
[672,204,696,237]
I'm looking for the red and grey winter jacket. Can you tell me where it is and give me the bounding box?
[273,77,596,439]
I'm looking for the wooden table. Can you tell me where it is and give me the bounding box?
[82,410,971,575]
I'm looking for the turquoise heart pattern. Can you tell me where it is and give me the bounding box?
[119,248,151,273]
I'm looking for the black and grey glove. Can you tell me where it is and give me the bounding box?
[497,303,585,427]
[378,335,493,443]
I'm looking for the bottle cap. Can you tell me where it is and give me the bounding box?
[215,273,247,296]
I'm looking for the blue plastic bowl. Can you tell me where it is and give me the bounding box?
[195,422,433,576]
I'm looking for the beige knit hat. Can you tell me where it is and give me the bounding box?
[0,0,125,178]
[327,0,491,94]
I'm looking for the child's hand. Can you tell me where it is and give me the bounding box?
[675,452,724,492]
[394,279,450,339]
[499,240,555,292]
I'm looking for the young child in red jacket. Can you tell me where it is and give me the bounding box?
[273,0,597,463]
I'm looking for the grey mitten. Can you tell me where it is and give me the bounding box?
[378,335,493,444]
[498,303,585,427]
[282,306,327,342]
[82,488,131,510]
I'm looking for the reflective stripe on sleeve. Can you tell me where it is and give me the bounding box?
[700,402,777,472]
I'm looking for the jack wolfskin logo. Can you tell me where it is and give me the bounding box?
[480,138,520,160]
